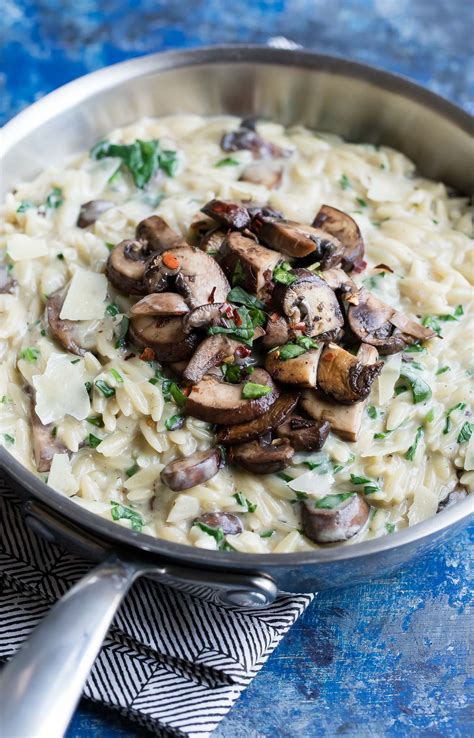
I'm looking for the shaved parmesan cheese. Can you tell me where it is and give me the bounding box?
[367,173,412,202]
[47,454,79,497]
[288,470,334,498]
[408,485,438,525]
[33,353,90,424]
[166,494,200,524]
[377,353,402,406]
[60,268,107,320]
[7,234,48,261]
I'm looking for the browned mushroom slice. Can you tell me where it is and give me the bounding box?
[201,199,251,230]
[221,120,290,159]
[312,204,364,272]
[198,228,227,256]
[276,271,344,339]
[220,232,281,295]
[161,448,222,491]
[265,347,322,387]
[261,315,289,350]
[252,218,344,266]
[437,486,468,512]
[301,493,369,544]
[216,391,300,446]
[182,303,227,333]
[277,416,330,452]
[30,401,67,472]
[185,367,279,425]
[77,199,114,228]
[347,288,436,354]
[130,293,190,317]
[301,344,380,441]
[182,335,245,385]
[318,343,383,404]
[128,315,199,361]
[229,439,294,474]
[136,215,185,252]
[240,161,283,189]
[106,239,149,295]
[45,291,97,357]
[320,267,358,297]
[194,512,243,535]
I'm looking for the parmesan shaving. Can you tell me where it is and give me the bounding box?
[7,234,48,261]
[377,353,402,406]
[60,268,108,320]
[288,470,334,497]
[47,454,79,497]
[33,353,91,424]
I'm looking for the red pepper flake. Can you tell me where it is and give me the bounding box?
[269,312,281,323]
[208,286,216,303]
[234,310,243,327]
[182,387,191,397]
[221,303,234,318]
[353,259,368,273]
[289,322,306,331]
[235,345,251,358]
[140,347,156,361]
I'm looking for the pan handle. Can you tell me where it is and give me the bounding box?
[0,556,147,738]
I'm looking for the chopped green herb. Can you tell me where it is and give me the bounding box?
[277,472,293,483]
[40,329,46,337]
[114,315,129,349]
[221,363,253,384]
[315,493,355,509]
[109,368,123,384]
[87,416,104,427]
[169,383,187,408]
[399,368,432,404]
[436,366,450,376]
[424,408,435,424]
[149,369,164,386]
[87,433,102,448]
[279,336,319,361]
[333,454,355,474]
[70,358,80,365]
[273,261,297,285]
[20,347,40,363]
[105,304,120,317]
[193,521,225,547]
[56,253,64,260]
[405,426,424,460]
[339,174,350,190]
[374,431,390,439]
[363,271,386,290]
[45,187,63,209]
[438,305,464,322]
[350,474,381,495]
[406,361,424,371]
[215,157,240,167]
[260,530,274,538]
[233,492,257,513]
[1,395,11,404]
[386,523,395,534]
[17,200,36,213]
[356,197,367,207]
[51,426,57,438]
[111,502,144,531]
[3,433,15,445]
[241,382,272,400]
[443,402,466,434]
[165,414,184,431]
[367,405,377,419]
[159,149,178,177]
[84,381,92,394]
[293,490,309,501]
[457,422,474,444]
[394,385,408,396]
[91,139,176,188]
[105,242,115,251]
[227,286,265,310]
[404,344,427,354]
[232,259,245,287]
[421,315,442,336]
[95,380,115,398]
[125,464,139,478]
[208,305,256,347]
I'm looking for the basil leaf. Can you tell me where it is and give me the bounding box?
[3,433,15,445]
[443,402,466,434]
[273,262,297,285]
[20,347,40,363]
[241,382,272,399]
[293,490,309,501]
[227,286,265,310]
[350,473,381,495]
[457,422,474,444]
[260,530,274,538]
[436,366,450,376]
[165,414,184,431]
[87,433,102,449]
[221,363,246,383]
[87,416,104,428]
[233,492,257,513]
[405,426,424,461]
[215,157,240,167]
[125,464,139,478]
[169,383,187,408]
[159,149,178,177]
[111,502,144,531]
[339,174,350,190]
[404,344,427,354]
[109,368,123,384]
[91,139,175,188]
[314,493,355,509]
[438,305,464,322]
[193,521,225,547]
[399,368,432,404]
[421,315,442,336]
[45,187,63,209]
[208,306,255,347]
[356,197,367,207]
[279,344,306,360]
[367,405,377,419]
[105,303,120,316]
[95,380,115,398]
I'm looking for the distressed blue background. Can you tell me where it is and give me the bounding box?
[1,1,473,736]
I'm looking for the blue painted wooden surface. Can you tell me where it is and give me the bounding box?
[2,2,473,736]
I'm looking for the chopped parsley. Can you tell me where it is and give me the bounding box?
[169,383,187,408]
[215,157,240,167]
[367,405,377,420]
[339,174,350,190]
[421,315,442,335]
[443,403,466,434]
[241,382,272,400]
[421,306,463,337]
[91,139,177,187]
[233,492,257,513]
[87,433,102,448]
[20,347,40,363]
[314,493,355,509]
[405,427,424,461]
[95,380,115,398]
[165,414,184,431]
[457,422,474,444]
[111,502,144,531]
[273,261,297,285]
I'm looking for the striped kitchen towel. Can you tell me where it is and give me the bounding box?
[0,477,313,737]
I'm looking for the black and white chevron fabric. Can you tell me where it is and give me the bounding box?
[0,476,313,737]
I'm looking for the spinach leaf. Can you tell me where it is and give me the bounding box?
[111,502,144,531]
[405,426,424,461]
[90,139,176,188]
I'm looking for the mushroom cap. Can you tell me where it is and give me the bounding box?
[239,161,283,189]
[106,239,149,295]
[228,439,294,474]
[265,346,322,388]
[160,448,222,491]
[182,334,246,385]
[130,293,190,317]
[136,215,185,252]
[45,290,98,357]
[182,303,227,334]
[184,367,280,425]
[317,343,383,404]
[312,204,364,272]
[276,415,330,452]
[276,270,344,339]
[201,199,251,230]
[128,315,199,361]
[261,315,289,350]
[301,493,370,543]
[253,218,344,265]
[216,391,300,446]
[77,199,114,229]
[220,231,281,295]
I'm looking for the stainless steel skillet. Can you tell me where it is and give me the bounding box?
[0,45,473,738]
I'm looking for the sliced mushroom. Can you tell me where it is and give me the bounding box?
[130,293,190,317]
[160,447,221,491]
[252,218,344,265]
[301,344,380,441]
[77,199,114,228]
[168,360,189,378]
[30,400,67,472]
[276,416,330,452]
[182,303,227,333]
[276,270,344,339]
[185,367,279,425]
[320,267,358,296]
[347,288,436,354]
[265,347,322,387]
[194,512,243,535]
[301,493,369,544]
[437,486,467,512]
[106,239,150,295]
[45,290,97,356]
[312,204,364,272]
[240,161,283,189]
[317,343,383,404]
[201,199,251,230]
[261,315,289,350]
[216,391,300,446]
[182,335,245,385]
[198,228,227,256]
[221,121,290,159]
[248,205,284,221]
[136,215,185,252]
[0,265,16,294]
[229,439,294,474]
[128,315,199,361]
[220,232,281,295]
